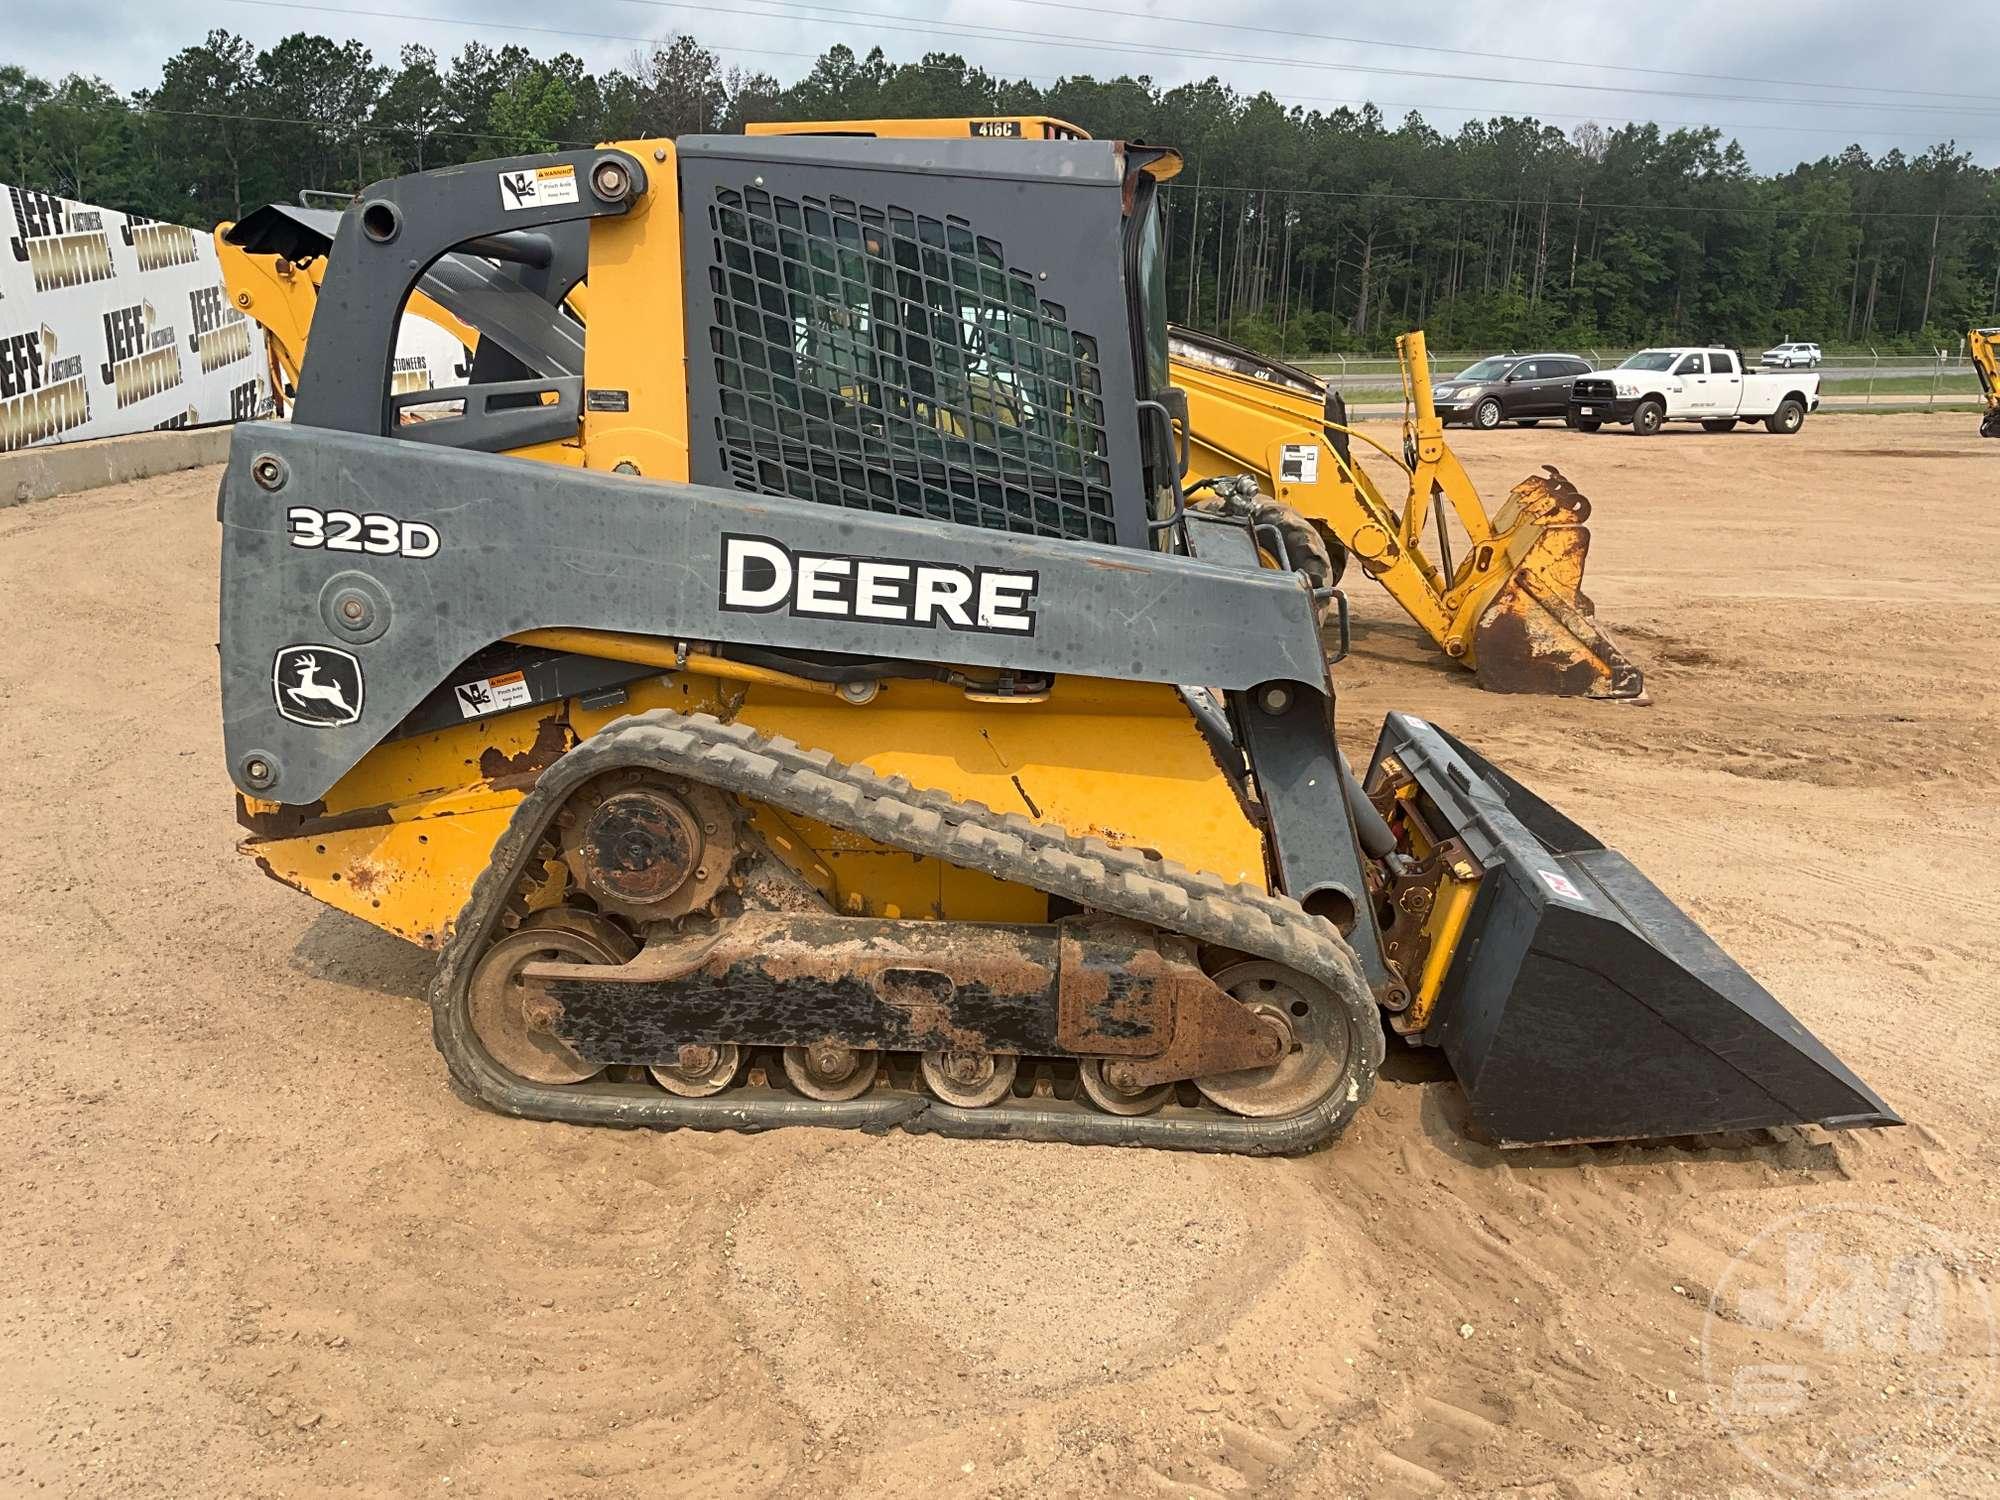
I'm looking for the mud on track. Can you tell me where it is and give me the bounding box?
[1,413,1996,1497]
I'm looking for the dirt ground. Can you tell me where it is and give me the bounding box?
[2,413,1996,1498]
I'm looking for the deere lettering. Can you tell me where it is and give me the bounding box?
[719,534,1039,636]
[187,285,253,374]
[0,324,90,452]
[99,302,185,409]
[7,187,115,291]
[121,213,200,271]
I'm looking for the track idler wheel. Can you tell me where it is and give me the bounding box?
[468,909,637,1084]
[1192,961,1353,1118]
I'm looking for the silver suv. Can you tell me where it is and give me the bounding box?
[1760,341,1821,369]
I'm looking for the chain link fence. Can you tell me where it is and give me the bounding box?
[1291,345,1986,411]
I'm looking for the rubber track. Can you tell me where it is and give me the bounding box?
[429,710,1385,1154]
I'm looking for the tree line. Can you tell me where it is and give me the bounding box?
[3,29,1995,354]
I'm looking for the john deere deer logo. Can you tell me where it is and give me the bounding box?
[272,645,364,728]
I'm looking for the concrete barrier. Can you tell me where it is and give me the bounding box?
[2,425,236,507]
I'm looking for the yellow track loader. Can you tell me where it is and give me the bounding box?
[213,131,1897,1154]
[1974,328,2000,439]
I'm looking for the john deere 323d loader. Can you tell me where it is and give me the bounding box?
[218,134,1896,1151]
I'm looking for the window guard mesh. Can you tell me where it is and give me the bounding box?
[705,183,1118,544]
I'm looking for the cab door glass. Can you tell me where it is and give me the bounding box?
[1711,351,1736,374]
[1675,354,1706,377]
[1126,180,1170,398]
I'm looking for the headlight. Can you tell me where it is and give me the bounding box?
[1431,384,1453,398]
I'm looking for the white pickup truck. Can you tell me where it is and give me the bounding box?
[1567,347,1820,435]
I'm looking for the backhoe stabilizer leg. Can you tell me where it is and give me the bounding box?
[1365,713,1900,1146]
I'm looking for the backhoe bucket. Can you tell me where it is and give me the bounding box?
[1469,468,1646,699]
[1367,714,1900,1146]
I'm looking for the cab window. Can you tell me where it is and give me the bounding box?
[1127,179,1169,397]
[1711,351,1736,374]
[1674,353,1706,376]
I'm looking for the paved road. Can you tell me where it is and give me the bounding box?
[1336,391,1982,421]
[1305,360,1971,392]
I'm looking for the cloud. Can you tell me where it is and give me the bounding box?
[12,0,1998,171]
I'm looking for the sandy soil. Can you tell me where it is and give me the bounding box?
[1,413,1996,1497]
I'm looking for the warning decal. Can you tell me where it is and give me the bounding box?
[1537,868,1588,905]
[455,670,534,718]
[1278,443,1319,484]
[498,164,580,212]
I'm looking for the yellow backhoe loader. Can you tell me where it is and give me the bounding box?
[1165,326,1642,697]
[1973,328,2000,438]
[213,130,1894,1154]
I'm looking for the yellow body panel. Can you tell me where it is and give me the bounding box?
[244,670,1270,948]
[582,140,691,480]
[226,130,1263,949]
[252,806,521,947]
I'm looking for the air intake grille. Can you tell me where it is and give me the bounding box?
[705,184,1116,543]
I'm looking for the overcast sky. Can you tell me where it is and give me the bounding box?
[12,0,2000,173]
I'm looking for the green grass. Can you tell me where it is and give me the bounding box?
[1821,401,1985,416]
[1819,374,1984,396]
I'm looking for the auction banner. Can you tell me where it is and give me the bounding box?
[1,183,273,453]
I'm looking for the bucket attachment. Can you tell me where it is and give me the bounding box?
[1469,468,1646,700]
[1365,713,1900,1146]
